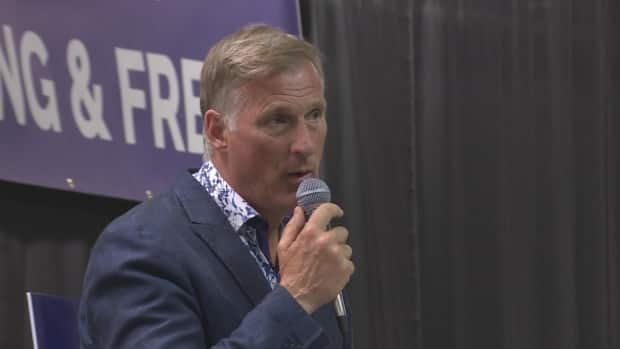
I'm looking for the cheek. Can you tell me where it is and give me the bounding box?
[318,129,327,147]
[314,129,327,154]
[254,137,290,160]
[244,141,288,178]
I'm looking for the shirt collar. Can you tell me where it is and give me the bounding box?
[192,161,260,232]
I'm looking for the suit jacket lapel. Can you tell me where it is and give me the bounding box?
[173,171,272,306]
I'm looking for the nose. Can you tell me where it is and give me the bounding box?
[290,122,315,158]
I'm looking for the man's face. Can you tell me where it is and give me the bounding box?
[219,62,327,220]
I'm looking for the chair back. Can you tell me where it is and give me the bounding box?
[26,292,79,349]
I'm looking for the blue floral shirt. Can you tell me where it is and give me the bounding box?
[193,161,279,289]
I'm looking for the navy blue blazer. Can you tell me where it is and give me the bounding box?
[79,171,350,348]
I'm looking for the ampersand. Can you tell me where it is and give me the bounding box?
[67,39,111,140]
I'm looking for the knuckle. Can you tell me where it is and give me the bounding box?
[339,263,351,278]
[329,243,341,255]
[344,245,353,257]
[315,233,331,248]
[329,226,341,238]
[340,227,349,240]
[303,222,320,235]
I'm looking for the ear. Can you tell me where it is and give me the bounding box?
[204,109,228,150]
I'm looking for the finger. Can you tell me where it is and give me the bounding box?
[340,244,353,260]
[338,260,355,283]
[279,207,306,250]
[307,203,343,230]
[346,260,355,275]
[329,226,349,243]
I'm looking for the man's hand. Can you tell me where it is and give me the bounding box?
[277,203,354,314]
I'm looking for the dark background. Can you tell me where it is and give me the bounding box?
[2,1,618,348]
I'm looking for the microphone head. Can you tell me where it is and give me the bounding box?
[296,178,331,214]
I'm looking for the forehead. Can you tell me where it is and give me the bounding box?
[239,62,325,111]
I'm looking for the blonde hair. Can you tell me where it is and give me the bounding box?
[200,24,324,159]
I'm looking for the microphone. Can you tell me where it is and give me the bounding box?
[296,178,348,335]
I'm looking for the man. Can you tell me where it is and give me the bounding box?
[79,24,354,348]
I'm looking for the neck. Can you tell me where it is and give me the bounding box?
[267,226,280,263]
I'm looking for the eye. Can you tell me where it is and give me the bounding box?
[267,114,290,126]
[260,114,293,134]
[306,108,324,121]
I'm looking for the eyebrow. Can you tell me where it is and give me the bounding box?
[262,100,326,115]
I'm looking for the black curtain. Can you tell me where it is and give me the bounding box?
[416,1,619,348]
[304,0,619,348]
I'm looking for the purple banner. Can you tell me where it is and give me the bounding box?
[0,0,300,201]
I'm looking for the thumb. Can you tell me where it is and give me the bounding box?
[279,206,306,250]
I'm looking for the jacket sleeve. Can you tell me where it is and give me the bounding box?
[215,286,327,348]
[78,225,328,349]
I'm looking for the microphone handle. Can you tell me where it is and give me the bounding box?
[334,292,348,334]
[325,222,348,335]
[302,211,348,336]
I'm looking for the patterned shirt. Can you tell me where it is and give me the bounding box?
[193,161,280,289]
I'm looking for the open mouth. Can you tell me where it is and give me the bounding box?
[288,171,313,181]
